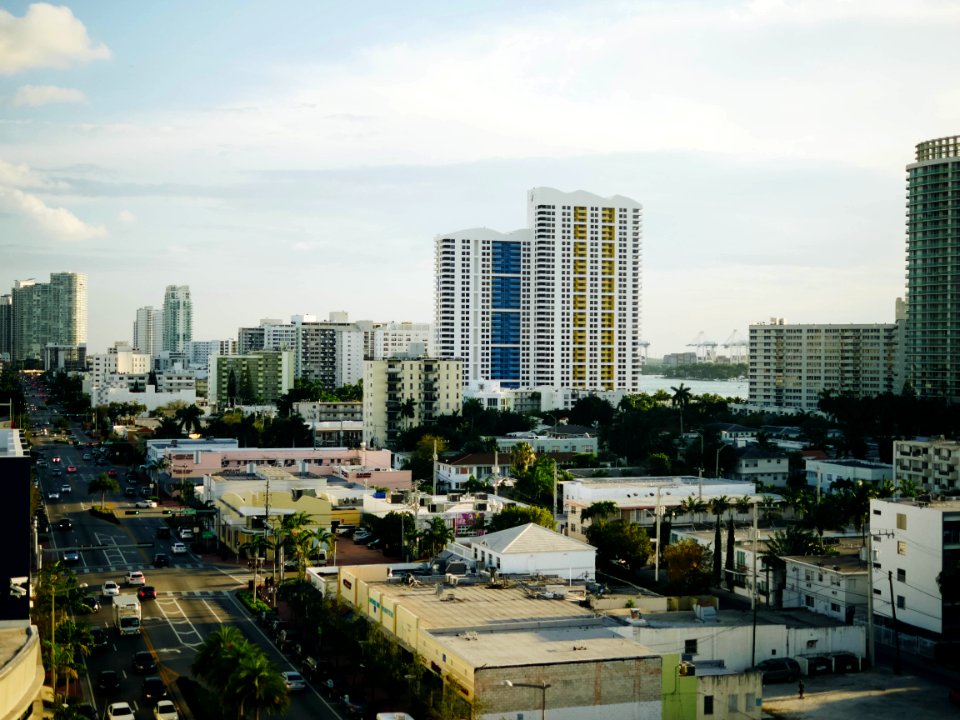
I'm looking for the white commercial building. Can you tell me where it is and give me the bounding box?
[748,318,903,411]
[805,458,893,492]
[365,321,433,360]
[782,551,868,624]
[434,188,643,391]
[186,339,237,370]
[162,285,192,353]
[133,305,163,356]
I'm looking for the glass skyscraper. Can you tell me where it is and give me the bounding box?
[162,285,192,354]
[905,136,960,401]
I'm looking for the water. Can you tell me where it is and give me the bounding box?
[638,375,748,400]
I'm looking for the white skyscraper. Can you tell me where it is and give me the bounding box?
[434,188,643,391]
[162,285,192,354]
[133,306,164,356]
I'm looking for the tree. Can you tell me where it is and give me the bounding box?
[680,495,708,526]
[488,505,557,532]
[567,396,615,428]
[227,369,238,407]
[240,534,276,592]
[763,525,819,570]
[228,649,290,720]
[175,404,204,436]
[670,383,693,435]
[663,538,713,592]
[88,473,120,509]
[510,442,536,477]
[420,517,454,557]
[646,452,672,476]
[152,416,183,439]
[585,519,652,572]
[580,501,619,524]
[725,514,736,590]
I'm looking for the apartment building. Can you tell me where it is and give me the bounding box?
[162,285,192,353]
[748,319,902,410]
[185,339,237,370]
[893,438,960,494]
[905,136,960,401]
[10,272,87,369]
[870,497,960,642]
[360,320,433,360]
[133,305,163,356]
[209,350,294,408]
[434,188,643,392]
[363,357,462,448]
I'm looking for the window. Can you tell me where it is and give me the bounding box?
[684,638,698,655]
[897,513,907,530]
[745,692,756,709]
[704,696,714,715]
[805,595,814,607]
[897,595,905,610]
[831,603,840,612]
[728,694,739,711]
[897,568,906,582]
[897,541,907,556]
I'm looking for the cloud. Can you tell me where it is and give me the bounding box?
[0,3,110,75]
[0,158,106,239]
[117,209,136,224]
[14,84,86,107]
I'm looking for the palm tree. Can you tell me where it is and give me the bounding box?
[240,533,276,595]
[277,511,315,580]
[175,404,204,436]
[193,626,247,694]
[670,383,693,435]
[228,650,290,720]
[147,456,169,498]
[581,500,619,524]
[421,517,454,556]
[708,496,729,586]
[734,495,753,521]
[399,398,417,430]
[88,472,120,510]
[510,441,536,477]
[680,495,708,526]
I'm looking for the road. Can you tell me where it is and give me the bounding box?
[28,394,346,720]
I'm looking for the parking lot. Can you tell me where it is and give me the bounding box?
[762,665,956,720]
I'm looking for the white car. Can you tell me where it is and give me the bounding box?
[170,542,188,555]
[107,702,135,719]
[153,700,179,720]
[102,580,120,596]
[282,671,306,691]
[135,499,158,508]
[178,528,194,541]
[125,571,146,586]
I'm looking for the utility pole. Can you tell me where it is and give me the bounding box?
[432,438,438,496]
[750,499,759,667]
[867,531,875,666]
[654,486,662,583]
[888,570,902,675]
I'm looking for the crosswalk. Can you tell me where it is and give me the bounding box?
[76,562,209,574]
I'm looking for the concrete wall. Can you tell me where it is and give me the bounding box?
[696,671,763,720]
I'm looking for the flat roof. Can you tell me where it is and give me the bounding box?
[369,580,596,630]
[431,622,658,668]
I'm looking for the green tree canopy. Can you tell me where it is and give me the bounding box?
[488,505,557,532]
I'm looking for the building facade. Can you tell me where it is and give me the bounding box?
[0,294,11,361]
[162,284,193,353]
[10,272,87,368]
[133,305,163,356]
[905,136,960,401]
[209,350,294,408]
[434,188,643,392]
[748,320,902,410]
[893,438,960,494]
[363,358,462,448]
[185,339,237,370]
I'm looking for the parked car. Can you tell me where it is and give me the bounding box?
[153,700,179,720]
[102,580,120,596]
[138,585,158,601]
[282,671,306,691]
[752,658,801,683]
[133,650,158,674]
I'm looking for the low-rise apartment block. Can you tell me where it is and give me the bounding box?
[894,438,960,494]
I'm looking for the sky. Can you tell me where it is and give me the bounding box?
[1,0,958,359]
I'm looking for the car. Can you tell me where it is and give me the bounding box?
[153,700,179,720]
[90,627,109,651]
[133,650,158,674]
[106,702,134,719]
[66,465,77,473]
[142,676,168,702]
[102,581,120,597]
[139,487,153,497]
[46,491,60,501]
[124,487,136,497]
[153,553,170,568]
[36,459,47,467]
[752,658,801,683]
[282,671,306,691]
[138,585,157,601]
[61,483,72,493]
[56,518,72,531]
[170,542,188,555]
[97,669,121,693]
[63,550,80,563]
[51,456,61,463]
[125,571,146,586]
[178,528,194,541]
[81,595,101,613]
[135,499,158,508]
[51,468,62,477]
[353,530,373,544]
[97,458,109,466]
[107,469,118,478]
[81,453,92,461]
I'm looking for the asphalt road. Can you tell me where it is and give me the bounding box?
[30,405,347,720]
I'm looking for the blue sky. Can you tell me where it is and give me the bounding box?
[2,1,958,357]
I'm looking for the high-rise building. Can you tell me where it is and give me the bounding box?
[748,319,903,410]
[0,294,11,361]
[905,136,960,401]
[10,272,87,369]
[162,285,192,354]
[133,306,164,356]
[434,188,643,391]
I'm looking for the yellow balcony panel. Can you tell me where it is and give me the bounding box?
[573,296,586,310]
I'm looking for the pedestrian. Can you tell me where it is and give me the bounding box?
[798,679,805,699]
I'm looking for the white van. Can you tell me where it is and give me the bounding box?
[376,714,415,720]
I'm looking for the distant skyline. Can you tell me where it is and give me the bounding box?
[2,1,956,357]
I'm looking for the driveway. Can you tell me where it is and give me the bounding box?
[762,665,955,720]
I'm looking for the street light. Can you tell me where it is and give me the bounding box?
[502,680,551,720]
[715,444,731,479]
